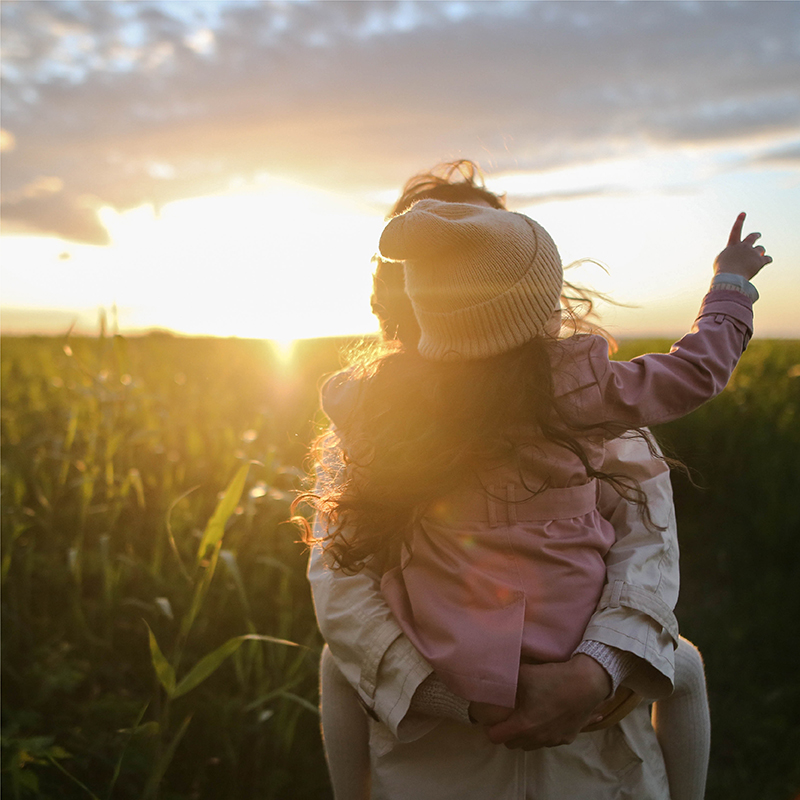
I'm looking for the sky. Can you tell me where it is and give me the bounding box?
[2,0,799,341]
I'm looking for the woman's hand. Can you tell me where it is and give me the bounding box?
[714,212,772,281]
[485,655,611,750]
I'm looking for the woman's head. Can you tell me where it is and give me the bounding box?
[389,160,507,217]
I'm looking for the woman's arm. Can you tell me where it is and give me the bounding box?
[584,432,680,699]
[308,502,439,743]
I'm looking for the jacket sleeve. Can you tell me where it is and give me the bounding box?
[307,476,438,742]
[583,433,680,700]
[586,289,753,428]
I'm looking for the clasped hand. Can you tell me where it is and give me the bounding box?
[468,654,612,751]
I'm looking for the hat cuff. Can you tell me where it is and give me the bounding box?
[413,266,562,361]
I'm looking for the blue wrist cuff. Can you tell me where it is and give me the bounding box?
[711,272,758,302]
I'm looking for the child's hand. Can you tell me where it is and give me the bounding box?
[469,700,514,726]
[714,212,772,281]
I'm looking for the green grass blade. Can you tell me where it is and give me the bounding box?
[117,721,160,737]
[58,410,79,487]
[107,700,150,800]
[219,549,253,622]
[144,622,176,697]
[172,634,300,699]
[195,463,250,564]
[1,522,31,582]
[46,755,102,800]
[178,542,219,642]
[165,484,200,584]
[128,467,145,509]
[279,691,321,716]
[141,714,192,800]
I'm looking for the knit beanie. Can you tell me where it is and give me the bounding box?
[378,199,563,361]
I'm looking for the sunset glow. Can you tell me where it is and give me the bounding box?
[3,178,384,340]
[3,7,798,796]
[2,1,798,340]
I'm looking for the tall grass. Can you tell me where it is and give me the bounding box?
[1,329,341,799]
[2,330,799,798]
[617,338,800,800]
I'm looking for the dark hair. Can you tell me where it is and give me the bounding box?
[389,160,507,216]
[306,337,663,574]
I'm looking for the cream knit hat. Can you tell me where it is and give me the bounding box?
[378,199,563,361]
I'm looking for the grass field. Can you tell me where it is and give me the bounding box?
[2,330,799,799]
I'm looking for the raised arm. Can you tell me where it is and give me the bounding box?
[580,213,770,430]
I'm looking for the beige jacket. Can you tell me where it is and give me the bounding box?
[307,434,678,798]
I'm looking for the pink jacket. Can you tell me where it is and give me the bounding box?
[325,289,754,707]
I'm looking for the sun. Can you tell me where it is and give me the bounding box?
[93,177,385,340]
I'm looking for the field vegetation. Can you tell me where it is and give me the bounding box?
[2,328,799,799]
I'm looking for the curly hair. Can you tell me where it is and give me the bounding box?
[370,161,505,348]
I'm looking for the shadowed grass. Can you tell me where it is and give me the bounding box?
[2,331,798,798]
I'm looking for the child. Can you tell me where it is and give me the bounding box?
[309,195,768,799]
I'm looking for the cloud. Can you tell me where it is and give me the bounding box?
[2,190,110,245]
[2,0,799,243]
[507,186,641,207]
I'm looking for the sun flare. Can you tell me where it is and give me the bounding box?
[3,177,385,341]
[96,178,385,340]
[3,166,797,339]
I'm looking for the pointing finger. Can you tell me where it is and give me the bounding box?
[728,212,746,246]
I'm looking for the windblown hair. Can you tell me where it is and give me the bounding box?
[295,160,664,574]
[303,337,662,574]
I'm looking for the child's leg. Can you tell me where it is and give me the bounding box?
[652,637,711,800]
[319,644,371,800]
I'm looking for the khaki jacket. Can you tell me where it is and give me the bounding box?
[367,705,669,800]
[308,434,679,798]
